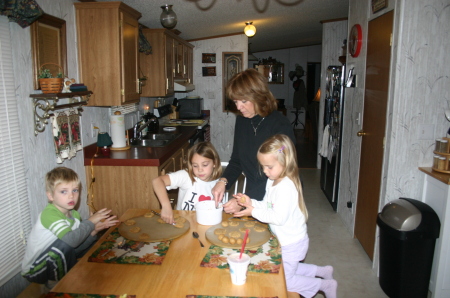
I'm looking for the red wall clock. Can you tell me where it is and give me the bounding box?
[348,24,363,57]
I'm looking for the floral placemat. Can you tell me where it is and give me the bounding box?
[46,293,135,298]
[186,296,278,298]
[200,236,281,274]
[88,228,170,265]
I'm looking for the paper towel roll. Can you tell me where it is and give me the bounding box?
[110,115,126,148]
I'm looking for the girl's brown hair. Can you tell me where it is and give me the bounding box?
[186,142,222,183]
[226,68,278,117]
[258,134,308,221]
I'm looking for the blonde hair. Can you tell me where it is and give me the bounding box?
[45,167,80,194]
[226,68,278,117]
[258,134,308,221]
[186,142,222,183]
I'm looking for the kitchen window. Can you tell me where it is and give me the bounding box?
[0,16,31,286]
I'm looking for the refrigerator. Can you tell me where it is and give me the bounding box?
[320,65,346,211]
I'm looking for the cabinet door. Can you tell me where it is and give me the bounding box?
[121,11,140,103]
[165,36,175,95]
[186,46,193,83]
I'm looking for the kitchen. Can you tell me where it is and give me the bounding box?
[2,0,450,297]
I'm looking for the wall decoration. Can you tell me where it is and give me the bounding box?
[202,66,216,76]
[31,13,67,90]
[222,52,243,112]
[202,53,216,63]
[372,0,388,13]
[348,24,363,58]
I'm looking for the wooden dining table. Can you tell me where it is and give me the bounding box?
[52,209,288,297]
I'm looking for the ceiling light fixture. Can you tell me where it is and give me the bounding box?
[244,22,256,37]
[160,4,177,29]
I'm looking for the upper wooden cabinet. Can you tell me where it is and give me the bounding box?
[75,2,141,106]
[140,29,194,97]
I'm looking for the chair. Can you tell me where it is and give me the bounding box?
[221,162,247,203]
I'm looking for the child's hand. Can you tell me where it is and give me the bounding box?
[233,193,253,217]
[88,208,113,225]
[161,207,174,224]
[92,215,119,236]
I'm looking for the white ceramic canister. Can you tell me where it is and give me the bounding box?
[195,200,223,225]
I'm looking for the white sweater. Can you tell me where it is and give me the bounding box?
[251,177,307,246]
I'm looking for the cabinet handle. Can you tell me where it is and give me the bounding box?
[166,78,168,90]
[184,65,186,75]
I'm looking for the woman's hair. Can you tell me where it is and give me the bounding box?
[186,142,222,183]
[226,68,278,117]
[258,134,308,221]
[45,167,80,194]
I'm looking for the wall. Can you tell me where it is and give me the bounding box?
[249,45,322,126]
[189,35,248,162]
[337,0,450,276]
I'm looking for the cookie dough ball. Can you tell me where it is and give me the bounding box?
[221,221,229,227]
[254,225,267,232]
[236,238,243,245]
[244,221,256,227]
[229,237,236,245]
[144,212,154,218]
[229,221,239,227]
[214,228,226,235]
[218,234,225,240]
[129,226,140,233]
[221,236,230,244]
[229,231,241,238]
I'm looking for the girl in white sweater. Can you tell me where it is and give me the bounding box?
[233,134,337,298]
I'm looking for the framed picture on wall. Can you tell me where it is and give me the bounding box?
[222,52,243,112]
[202,66,216,76]
[202,53,216,63]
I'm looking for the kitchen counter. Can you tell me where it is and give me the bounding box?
[83,125,198,167]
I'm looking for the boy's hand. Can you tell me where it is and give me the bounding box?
[92,215,119,236]
[88,208,113,225]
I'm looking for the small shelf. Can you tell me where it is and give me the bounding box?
[31,91,92,135]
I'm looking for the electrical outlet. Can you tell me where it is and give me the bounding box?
[91,123,98,138]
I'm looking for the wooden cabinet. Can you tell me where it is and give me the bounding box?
[140,29,194,97]
[85,142,188,217]
[75,2,141,106]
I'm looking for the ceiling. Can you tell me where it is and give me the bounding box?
[93,0,349,53]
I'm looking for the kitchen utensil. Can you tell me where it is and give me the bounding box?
[192,231,204,247]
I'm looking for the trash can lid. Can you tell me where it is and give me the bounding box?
[379,199,422,231]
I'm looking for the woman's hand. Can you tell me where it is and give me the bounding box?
[223,198,241,214]
[212,180,226,207]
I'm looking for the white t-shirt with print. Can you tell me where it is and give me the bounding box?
[167,170,218,210]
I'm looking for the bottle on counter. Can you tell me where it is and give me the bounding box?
[433,155,440,169]
[438,156,447,170]
[435,139,442,152]
[440,139,449,153]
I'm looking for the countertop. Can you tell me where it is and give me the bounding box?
[83,125,198,167]
[419,167,450,185]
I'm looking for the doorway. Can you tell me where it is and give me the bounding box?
[354,10,394,260]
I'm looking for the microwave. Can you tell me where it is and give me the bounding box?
[178,98,203,119]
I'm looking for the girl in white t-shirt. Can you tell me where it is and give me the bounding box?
[152,141,222,224]
[233,134,337,298]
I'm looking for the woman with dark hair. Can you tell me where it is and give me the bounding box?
[212,68,295,213]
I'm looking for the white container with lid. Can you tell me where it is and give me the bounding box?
[195,200,223,225]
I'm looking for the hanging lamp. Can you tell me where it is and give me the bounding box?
[244,22,256,37]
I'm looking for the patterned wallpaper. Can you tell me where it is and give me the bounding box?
[190,35,248,162]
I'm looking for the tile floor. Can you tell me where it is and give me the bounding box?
[299,169,388,298]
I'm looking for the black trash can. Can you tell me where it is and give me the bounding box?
[377,198,440,298]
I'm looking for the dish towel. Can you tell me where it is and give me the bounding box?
[51,108,82,163]
[319,124,330,158]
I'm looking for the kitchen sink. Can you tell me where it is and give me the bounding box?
[130,133,181,147]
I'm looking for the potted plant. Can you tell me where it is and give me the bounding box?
[38,63,64,94]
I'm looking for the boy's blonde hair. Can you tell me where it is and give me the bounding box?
[45,167,80,194]
[186,142,222,183]
[258,134,308,221]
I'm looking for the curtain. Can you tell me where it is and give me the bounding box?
[0,0,43,28]
[0,16,31,286]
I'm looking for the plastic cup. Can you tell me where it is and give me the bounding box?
[227,253,251,285]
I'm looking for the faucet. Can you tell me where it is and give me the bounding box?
[133,121,143,140]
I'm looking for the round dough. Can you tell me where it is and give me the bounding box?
[244,221,256,227]
[214,228,226,235]
[229,231,241,238]
[236,238,243,245]
[221,236,229,244]
[129,226,140,233]
[254,225,267,232]
[157,218,166,224]
[239,227,251,233]
[139,233,150,240]
[124,219,136,226]
[218,234,225,240]
[175,217,186,224]
[144,212,154,218]
[229,221,239,227]
[229,237,236,244]
[221,221,229,227]
[174,222,184,228]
